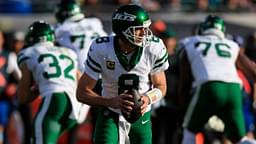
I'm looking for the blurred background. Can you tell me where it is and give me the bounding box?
[1,0,256,37]
[1,0,256,144]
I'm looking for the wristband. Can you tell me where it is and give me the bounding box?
[145,88,163,104]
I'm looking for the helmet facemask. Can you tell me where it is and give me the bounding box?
[122,20,152,47]
[112,4,153,47]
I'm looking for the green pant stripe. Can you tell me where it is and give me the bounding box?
[33,92,77,144]
[34,95,52,144]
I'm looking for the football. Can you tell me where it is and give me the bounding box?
[121,88,143,123]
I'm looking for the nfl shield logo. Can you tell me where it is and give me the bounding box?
[106,61,115,70]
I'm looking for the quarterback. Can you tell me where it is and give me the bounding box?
[77,4,169,144]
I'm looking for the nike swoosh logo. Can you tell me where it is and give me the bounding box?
[141,120,149,125]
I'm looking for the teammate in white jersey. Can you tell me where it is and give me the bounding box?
[179,15,256,144]
[54,1,107,71]
[17,21,88,144]
[77,4,169,144]
[54,2,106,141]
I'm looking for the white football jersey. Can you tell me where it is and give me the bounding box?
[18,42,89,122]
[55,17,108,71]
[18,42,78,96]
[84,35,169,113]
[181,35,242,86]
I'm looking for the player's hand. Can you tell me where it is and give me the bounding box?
[110,91,134,114]
[140,95,150,115]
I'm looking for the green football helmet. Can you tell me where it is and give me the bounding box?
[25,21,55,46]
[55,1,84,23]
[112,4,152,47]
[200,15,225,35]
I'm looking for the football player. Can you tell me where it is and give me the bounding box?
[17,21,89,144]
[179,15,256,144]
[76,4,169,144]
[54,1,107,72]
[54,2,106,142]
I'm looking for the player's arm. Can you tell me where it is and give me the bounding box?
[150,71,167,101]
[17,63,39,104]
[75,40,111,107]
[138,71,167,115]
[76,72,102,106]
[236,49,256,111]
[76,72,134,111]
[140,39,169,113]
[236,49,256,81]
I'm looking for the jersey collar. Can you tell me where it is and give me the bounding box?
[114,36,143,71]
